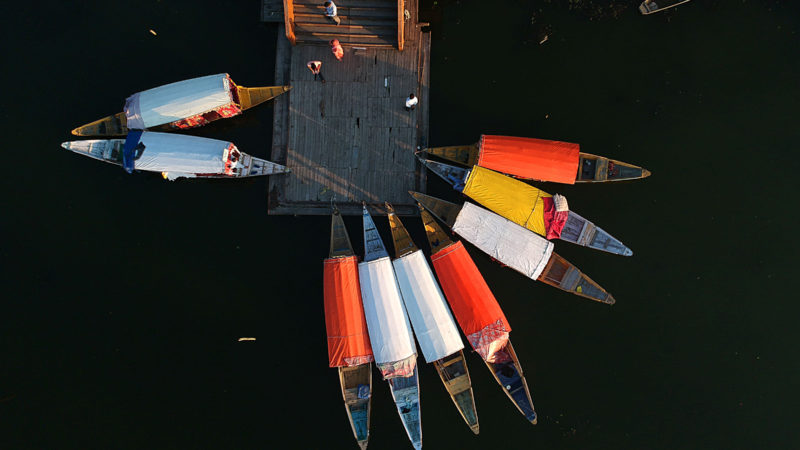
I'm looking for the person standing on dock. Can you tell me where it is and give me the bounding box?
[330,39,344,61]
[307,61,325,83]
[324,1,340,25]
[405,93,418,111]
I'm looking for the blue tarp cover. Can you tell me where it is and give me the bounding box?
[122,131,144,174]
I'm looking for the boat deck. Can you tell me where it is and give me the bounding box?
[267,0,430,216]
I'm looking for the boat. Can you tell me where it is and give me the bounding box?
[71,73,291,136]
[62,131,290,180]
[385,203,479,434]
[639,0,692,15]
[324,207,374,449]
[358,204,422,449]
[419,204,537,424]
[423,135,650,183]
[419,158,632,256]
[411,191,615,305]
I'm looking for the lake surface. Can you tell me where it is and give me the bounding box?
[2,0,799,448]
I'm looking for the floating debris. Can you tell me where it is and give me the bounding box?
[238,337,256,342]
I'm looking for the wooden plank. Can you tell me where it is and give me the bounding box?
[269,8,427,216]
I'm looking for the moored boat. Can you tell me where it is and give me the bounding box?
[411,191,615,305]
[358,205,422,449]
[639,0,692,15]
[324,207,374,449]
[72,73,291,136]
[419,204,537,424]
[423,135,650,183]
[419,158,633,256]
[385,203,479,434]
[62,131,290,180]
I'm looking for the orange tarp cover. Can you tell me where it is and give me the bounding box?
[324,256,374,368]
[430,242,510,337]
[478,135,580,184]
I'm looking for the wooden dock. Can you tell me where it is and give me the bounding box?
[267,0,430,216]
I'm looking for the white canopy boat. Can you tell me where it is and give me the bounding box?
[386,203,479,434]
[61,131,290,180]
[358,205,422,450]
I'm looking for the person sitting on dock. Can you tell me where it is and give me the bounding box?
[306,61,325,83]
[324,1,340,25]
[405,93,418,111]
[330,39,344,61]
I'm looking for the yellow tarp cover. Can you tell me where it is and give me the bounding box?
[463,166,552,237]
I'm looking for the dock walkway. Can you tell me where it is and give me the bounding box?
[267,0,430,215]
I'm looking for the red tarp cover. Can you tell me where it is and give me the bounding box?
[324,256,374,367]
[478,135,581,184]
[431,242,511,361]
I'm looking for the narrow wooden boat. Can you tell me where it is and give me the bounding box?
[639,0,692,15]
[324,207,374,449]
[385,203,479,434]
[423,135,650,183]
[62,131,290,180]
[420,205,537,423]
[358,205,422,449]
[412,191,615,305]
[72,73,291,136]
[419,158,633,256]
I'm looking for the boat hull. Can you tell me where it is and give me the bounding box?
[388,367,422,449]
[640,0,692,14]
[71,85,291,136]
[484,342,537,424]
[339,365,372,449]
[426,145,651,184]
[61,139,289,180]
[433,350,479,434]
[537,252,615,304]
[576,153,651,183]
[560,211,633,256]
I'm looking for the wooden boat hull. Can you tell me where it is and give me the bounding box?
[387,367,422,450]
[433,350,479,434]
[415,160,634,256]
[339,365,372,449]
[538,252,615,304]
[425,146,651,184]
[60,139,289,180]
[640,0,692,15]
[576,153,651,183]
[484,342,537,424]
[71,85,291,136]
[560,211,632,257]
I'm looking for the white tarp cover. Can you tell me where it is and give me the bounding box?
[393,250,463,363]
[358,257,417,365]
[125,74,233,129]
[134,132,229,174]
[453,202,555,281]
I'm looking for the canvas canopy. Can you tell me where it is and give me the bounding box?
[324,256,374,368]
[479,135,580,184]
[126,131,233,174]
[393,250,463,363]
[463,166,568,239]
[453,202,554,281]
[358,257,417,376]
[124,74,237,129]
[430,241,511,362]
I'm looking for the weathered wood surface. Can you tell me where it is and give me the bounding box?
[261,0,285,22]
[268,5,429,216]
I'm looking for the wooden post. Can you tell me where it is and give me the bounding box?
[397,0,405,51]
[283,0,297,45]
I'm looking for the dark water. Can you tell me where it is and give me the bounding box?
[2,1,799,448]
